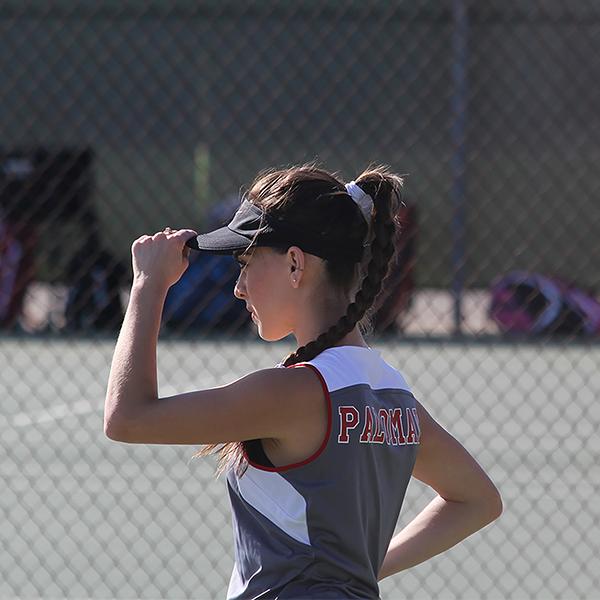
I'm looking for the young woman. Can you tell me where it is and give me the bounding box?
[104,165,502,599]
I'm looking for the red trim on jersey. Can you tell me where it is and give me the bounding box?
[243,362,332,473]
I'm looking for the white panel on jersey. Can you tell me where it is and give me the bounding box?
[237,465,311,546]
[307,346,412,394]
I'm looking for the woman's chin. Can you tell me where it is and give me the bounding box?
[256,323,289,342]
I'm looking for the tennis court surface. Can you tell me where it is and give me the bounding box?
[2,337,598,599]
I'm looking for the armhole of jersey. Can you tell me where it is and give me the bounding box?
[243,361,332,473]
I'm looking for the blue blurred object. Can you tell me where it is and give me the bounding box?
[163,191,249,334]
[163,252,250,333]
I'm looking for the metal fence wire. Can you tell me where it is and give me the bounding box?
[1,1,599,599]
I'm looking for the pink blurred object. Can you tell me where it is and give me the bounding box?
[489,270,600,336]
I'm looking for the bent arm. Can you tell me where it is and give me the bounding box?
[378,401,503,580]
[103,279,326,445]
[378,494,499,579]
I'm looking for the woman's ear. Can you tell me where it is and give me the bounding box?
[287,246,305,287]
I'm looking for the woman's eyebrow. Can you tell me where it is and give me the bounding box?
[234,249,253,260]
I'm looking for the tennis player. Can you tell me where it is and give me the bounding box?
[104,165,502,599]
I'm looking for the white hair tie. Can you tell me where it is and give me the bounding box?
[345,181,375,247]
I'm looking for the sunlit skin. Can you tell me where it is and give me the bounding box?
[233,246,369,349]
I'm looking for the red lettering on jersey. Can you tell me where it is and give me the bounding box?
[338,406,359,443]
[389,408,407,445]
[378,408,391,444]
[372,407,385,444]
[411,407,421,443]
[359,405,373,443]
[405,406,419,444]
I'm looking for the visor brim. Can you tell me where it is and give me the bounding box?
[185,226,253,255]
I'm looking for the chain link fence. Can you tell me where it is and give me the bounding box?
[1,1,599,599]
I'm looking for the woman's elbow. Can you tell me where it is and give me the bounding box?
[482,485,504,523]
[104,413,128,441]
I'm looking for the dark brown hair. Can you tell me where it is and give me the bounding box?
[192,164,404,475]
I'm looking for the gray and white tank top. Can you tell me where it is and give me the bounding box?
[226,345,421,599]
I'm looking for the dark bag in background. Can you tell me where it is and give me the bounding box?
[371,202,418,333]
[0,148,93,224]
[63,242,127,332]
[0,147,93,330]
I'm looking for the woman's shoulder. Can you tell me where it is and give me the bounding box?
[287,346,412,395]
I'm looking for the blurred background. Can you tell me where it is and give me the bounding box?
[1,1,599,599]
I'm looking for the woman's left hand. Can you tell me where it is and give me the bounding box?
[131,227,198,292]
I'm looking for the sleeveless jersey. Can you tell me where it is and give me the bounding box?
[226,345,421,599]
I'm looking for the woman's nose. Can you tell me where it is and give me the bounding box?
[233,275,246,300]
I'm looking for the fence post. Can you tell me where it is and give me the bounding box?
[451,0,468,336]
